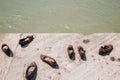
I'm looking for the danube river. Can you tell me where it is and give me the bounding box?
[0,0,120,34]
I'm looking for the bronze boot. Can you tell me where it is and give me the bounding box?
[1,44,13,57]
[25,62,37,80]
[19,35,34,47]
[99,44,113,55]
[67,45,75,60]
[40,54,57,68]
[78,46,86,60]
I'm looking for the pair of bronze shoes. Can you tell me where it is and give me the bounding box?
[1,44,13,57]
[19,35,34,47]
[67,45,86,60]
[25,55,57,80]
[99,44,113,56]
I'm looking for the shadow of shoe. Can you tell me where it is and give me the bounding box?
[8,50,14,57]
[4,50,14,57]
[30,67,37,80]
[21,43,29,48]
[70,52,75,60]
[82,53,87,61]
[100,50,112,56]
[52,63,59,69]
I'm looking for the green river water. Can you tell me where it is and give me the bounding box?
[0,0,120,34]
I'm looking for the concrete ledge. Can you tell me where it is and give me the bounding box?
[0,33,120,80]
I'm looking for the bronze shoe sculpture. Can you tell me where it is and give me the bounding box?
[67,45,75,60]
[19,35,34,47]
[99,44,113,56]
[78,46,86,61]
[1,43,13,57]
[25,62,37,80]
[40,54,58,68]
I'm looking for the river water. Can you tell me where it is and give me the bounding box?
[0,0,120,34]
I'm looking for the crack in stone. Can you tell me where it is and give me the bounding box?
[4,33,23,80]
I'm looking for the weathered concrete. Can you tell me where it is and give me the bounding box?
[0,33,120,80]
